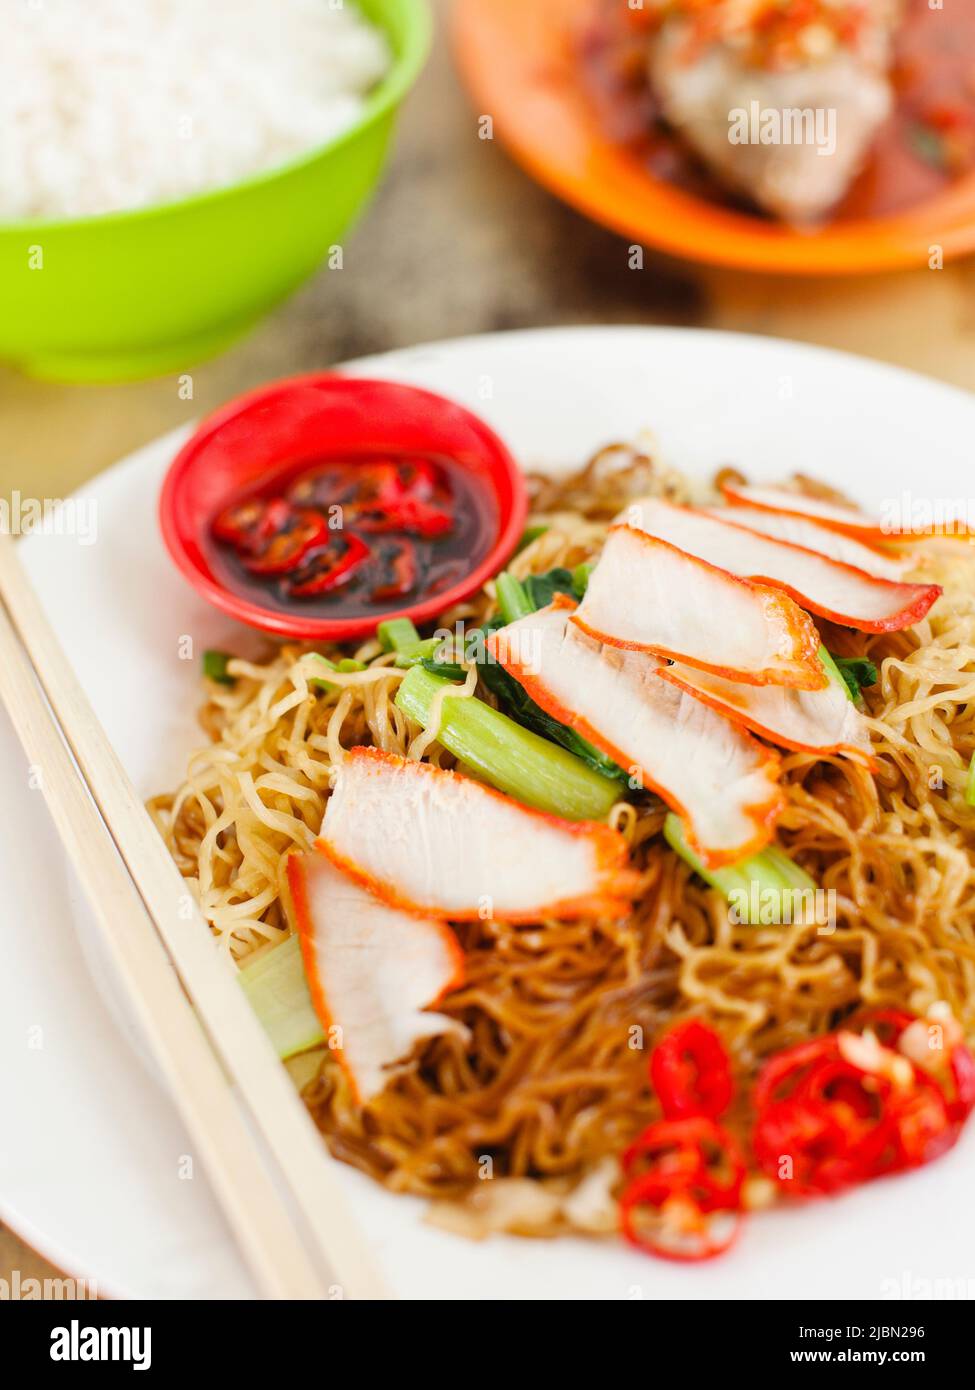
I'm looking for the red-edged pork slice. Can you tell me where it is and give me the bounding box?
[573,524,826,690]
[486,597,782,867]
[704,505,914,581]
[619,498,940,633]
[288,852,464,1104]
[721,481,971,541]
[316,747,639,922]
[657,661,875,770]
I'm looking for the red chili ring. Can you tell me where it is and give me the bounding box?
[619,1174,744,1262]
[621,1116,746,1211]
[649,1019,735,1121]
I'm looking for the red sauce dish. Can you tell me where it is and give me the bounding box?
[159,375,527,641]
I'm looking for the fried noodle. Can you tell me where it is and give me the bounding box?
[150,444,975,1236]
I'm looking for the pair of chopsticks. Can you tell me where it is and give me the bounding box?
[0,533,387,1300]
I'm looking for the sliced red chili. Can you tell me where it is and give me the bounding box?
[354,464,402,510]
[398,456,448,502]
[650,1019,735,1121]
[950,1044,975,1123]
[621,1116,746,1212]
[400,497,453,539]
[799,1054,888,1113]
[883,1077,957,1171]
[288,466,355,510]
[848,1007,975,1125]
[212,496,293,554]
[370,538,418,603]
[244,509,329,576]
[754,1033,895,1196]
[350,460,437,510]
[795,1058,896,1180]
[212,497,267,546]
[288,459,410,511]
[619,1177,743,1262]
[753,1095,868,1197]
[285,534,370,598]
[349,496,453,539]
[619,1117,745,1262]
[754,1023,960,1196]
[753,1035,839,1113]
[214,453,457,612]
[813,1071,877,1121]
[923,102,975,134]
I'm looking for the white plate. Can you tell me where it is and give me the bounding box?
[4,326,975,1300]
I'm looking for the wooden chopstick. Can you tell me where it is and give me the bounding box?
[0,584,324,1298]
[0,535,388,1300]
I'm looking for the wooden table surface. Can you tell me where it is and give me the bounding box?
[2,0,973,1289]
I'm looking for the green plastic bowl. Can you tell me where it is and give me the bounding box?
[0,0,430,382]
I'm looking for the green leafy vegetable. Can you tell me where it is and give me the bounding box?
[515,524,549,554]
[377,617,443,668]
[307,654,368,692]
[420,656,468,682]
[307,653,338,692]
[239,935,322,1059]
[378,617,422,653]
[818,645,849,699]
[477,651,628,783]
[828,652,879,702]
[487,567,627,781]
[203,650,235,685]
[417,564,628,784]
[522,566,578,610]
[571,563,593,597]
[966,754,975,808]
[495,572,534,625]
[664,814,818,926]
[396,666,620,821]
[393,637,443,669]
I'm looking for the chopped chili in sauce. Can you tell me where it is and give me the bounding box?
[208,453,497,620]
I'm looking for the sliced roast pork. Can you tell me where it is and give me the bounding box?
[705,504,914,581]
[573,524,826,689]
[288,852,464,1104]
[720,480,965,541]
[620,497,940,632]
[657,660,875,768]
[317,747,639,922]
[486,596,783,866]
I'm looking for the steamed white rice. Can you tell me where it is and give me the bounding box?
[0,0,392,221]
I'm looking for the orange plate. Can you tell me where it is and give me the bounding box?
[451,0,975,276]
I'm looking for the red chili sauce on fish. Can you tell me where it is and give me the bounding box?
[208,454,498,620]
[580,0,975,221]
